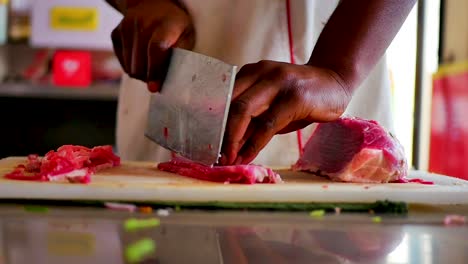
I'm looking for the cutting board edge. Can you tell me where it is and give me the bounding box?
[2,156,467,179]
[0,185,467,211]
[1,157,468,206]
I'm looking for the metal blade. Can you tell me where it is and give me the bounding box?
[145,48,237,166]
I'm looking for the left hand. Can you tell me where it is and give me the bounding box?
[220,60,352,165]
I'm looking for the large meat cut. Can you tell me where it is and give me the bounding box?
[157,157,282,184]
[4,145,120,184]
[293,117,408,183]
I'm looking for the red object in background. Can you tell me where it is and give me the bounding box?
[52,50,92,87]
[22,49,52,82]
[429,65,468,180]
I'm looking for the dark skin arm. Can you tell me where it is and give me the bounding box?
[105,0,416,165]
[309,0,416,90]
[105,0,195,92]
[104,0,126,13]
[220,0,416,165]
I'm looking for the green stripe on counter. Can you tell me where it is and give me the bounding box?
[0,199,408,214]
[141,200,408,214]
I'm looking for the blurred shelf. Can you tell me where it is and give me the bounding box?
[0,82,120,101]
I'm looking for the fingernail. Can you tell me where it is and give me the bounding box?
[148,82,160,93]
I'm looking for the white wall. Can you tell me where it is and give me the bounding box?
[387,6,417,166]
[386,1,440,170]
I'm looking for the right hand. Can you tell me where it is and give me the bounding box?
[111,0,195,92]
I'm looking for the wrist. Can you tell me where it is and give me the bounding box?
[302,64,353,113]
[305,62,355,95]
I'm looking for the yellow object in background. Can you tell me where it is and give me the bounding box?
[47,231,95,256]
[50,6,99,31]
[433,61,468,79]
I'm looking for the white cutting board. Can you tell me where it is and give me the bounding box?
[0,157,467,205]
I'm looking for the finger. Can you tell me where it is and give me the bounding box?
[238,99,296,164]
[119,18,135,77]
[227,122,256,165]
[147,19,188,88]
[232,62,266,99]
[130,19,148,80]
[111,24,127,73]
[222,80,278,164]
[174,24,196,50]
[277,120,312,134]
[235,122,256,156]
[219,123,254,166]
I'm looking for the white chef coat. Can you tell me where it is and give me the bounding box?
[116,0,394,167]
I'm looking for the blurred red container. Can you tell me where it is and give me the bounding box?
[52,50,91,87]
[429,62,468,180]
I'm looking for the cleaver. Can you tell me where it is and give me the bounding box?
[145,48,237,166]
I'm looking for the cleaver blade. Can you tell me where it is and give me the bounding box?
[145,48,237,166]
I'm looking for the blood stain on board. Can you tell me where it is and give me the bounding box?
[222,74,227,82]
[408,179,434,185]
[163,127,169,139]
[393,178,434,185]
[208,144,213,150]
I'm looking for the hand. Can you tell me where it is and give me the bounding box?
[220,61,352,165]
[111,0,195,92]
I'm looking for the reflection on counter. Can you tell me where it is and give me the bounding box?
[0,221,4,264]
[3,219,123,264]
[0,208,467,264]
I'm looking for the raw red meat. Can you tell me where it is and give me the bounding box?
[293,117,408,183]
[157,157,282,184]
[4,145,120,184]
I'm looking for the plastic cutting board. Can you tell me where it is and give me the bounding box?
[0,157,467,205]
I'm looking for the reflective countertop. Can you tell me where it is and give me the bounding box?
[0,204,467,264]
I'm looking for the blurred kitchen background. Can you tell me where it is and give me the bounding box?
[0,0,466,180]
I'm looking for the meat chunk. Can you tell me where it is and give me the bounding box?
[293,117,408,183]
[157,157,282,184]
[4,145,120,184]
